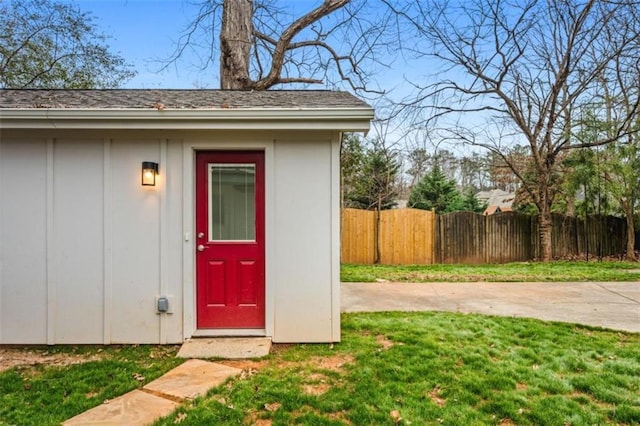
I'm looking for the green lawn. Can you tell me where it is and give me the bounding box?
[0,345,183,425]
[2,313,639,425]
[157,313,639,425]
[341,261,640,282]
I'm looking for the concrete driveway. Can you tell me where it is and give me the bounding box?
[341,281,640,333]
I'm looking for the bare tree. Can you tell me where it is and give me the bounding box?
[597,51,640,260]
[166,0,396,91]
[387,0,640,260]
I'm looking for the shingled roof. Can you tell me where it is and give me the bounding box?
[0,89,374,131]
[0,89,371,110]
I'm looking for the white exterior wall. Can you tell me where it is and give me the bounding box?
[0,139,48,343]
[0,129,341,344]
[52,139,105,343]
[272,137,341,342]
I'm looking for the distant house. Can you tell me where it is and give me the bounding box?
[0,89,373,345]
[483,205,513,215]
[477,189,515,215]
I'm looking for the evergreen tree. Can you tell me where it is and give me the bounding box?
[345,139,400,211]
[460,187,486,213]
[340,133,365,208]
[408,165,463,213]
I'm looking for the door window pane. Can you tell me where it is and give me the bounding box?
[208,163,256,241]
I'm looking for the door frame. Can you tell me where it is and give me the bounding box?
[195,150,265,330]
[182,136,275,339]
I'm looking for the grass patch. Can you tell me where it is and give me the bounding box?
[155,313,640,426]
[0,345,182,425]
[341,261,640,282]
[2,315,638,425]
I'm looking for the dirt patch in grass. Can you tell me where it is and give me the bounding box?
[219,353,353,375]
[303,382,331,396]
[264,402,282,412]
[287,406,352,425]
[376,334,395,350]
[244,409,273,426]
[269,343,295,354]
[301,372,333,395]
[428,386,446,407]
[0,347,106,373]
[326,410,352,424]
[218,359,269,371]
[230,352,354,426]
[312,354,354,372]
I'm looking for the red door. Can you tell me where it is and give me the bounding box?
[196,151,265,328]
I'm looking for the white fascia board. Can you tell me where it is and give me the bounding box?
[0,107,374,132]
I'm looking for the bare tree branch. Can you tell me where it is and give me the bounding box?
[388,0,640,260]
[0,0,135,88]
[162,0,397,92]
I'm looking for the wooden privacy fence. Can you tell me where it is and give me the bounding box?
[341,208,435,265]
[341,208,628,265]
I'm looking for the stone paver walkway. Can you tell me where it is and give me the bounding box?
[63,359,241,426]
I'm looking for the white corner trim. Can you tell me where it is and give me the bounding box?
[0,108,374,131]
[0,135,3,342]
[46,138,55,345]
[102,138,113,344]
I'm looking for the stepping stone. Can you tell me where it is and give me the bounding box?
[177,337,272,359]
[143,359,241,400]
[62,390,179,426]
[63,360,241,425]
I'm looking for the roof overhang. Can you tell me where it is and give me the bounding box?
[0,107,374,132]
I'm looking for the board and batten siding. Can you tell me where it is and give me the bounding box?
[0,130,341,344]
[272,137,341,342]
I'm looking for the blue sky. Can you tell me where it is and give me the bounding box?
[74,0,479,151]
[78,0,201,88]
[78,0,381,89]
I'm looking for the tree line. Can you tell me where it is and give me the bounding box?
[341,134,492,213]
[341,133,639,260]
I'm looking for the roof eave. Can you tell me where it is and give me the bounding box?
[0,107,374,132]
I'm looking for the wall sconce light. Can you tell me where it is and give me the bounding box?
[142,161,159,186]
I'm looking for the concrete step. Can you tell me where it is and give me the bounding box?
[177,336,272,359]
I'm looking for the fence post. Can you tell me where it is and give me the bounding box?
[484,213,489,264]
[373,210,380,265]
[431,209,436,264]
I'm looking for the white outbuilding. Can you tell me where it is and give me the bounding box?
[0,89,373,345]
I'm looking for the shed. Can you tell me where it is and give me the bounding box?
[0,89,373,344]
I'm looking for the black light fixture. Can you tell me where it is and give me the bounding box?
[142,161,159,186]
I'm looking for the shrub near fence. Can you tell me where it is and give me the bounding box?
[341,208,628,265]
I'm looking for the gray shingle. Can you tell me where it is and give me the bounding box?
[0,89,371,110]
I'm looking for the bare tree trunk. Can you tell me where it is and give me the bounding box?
[565,194,575,217]
[539,208,553,261]
[220,0,253,89]
[537,176,553,261]
[624,206,636,261]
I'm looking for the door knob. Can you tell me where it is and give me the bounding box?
[197,244,207,252]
